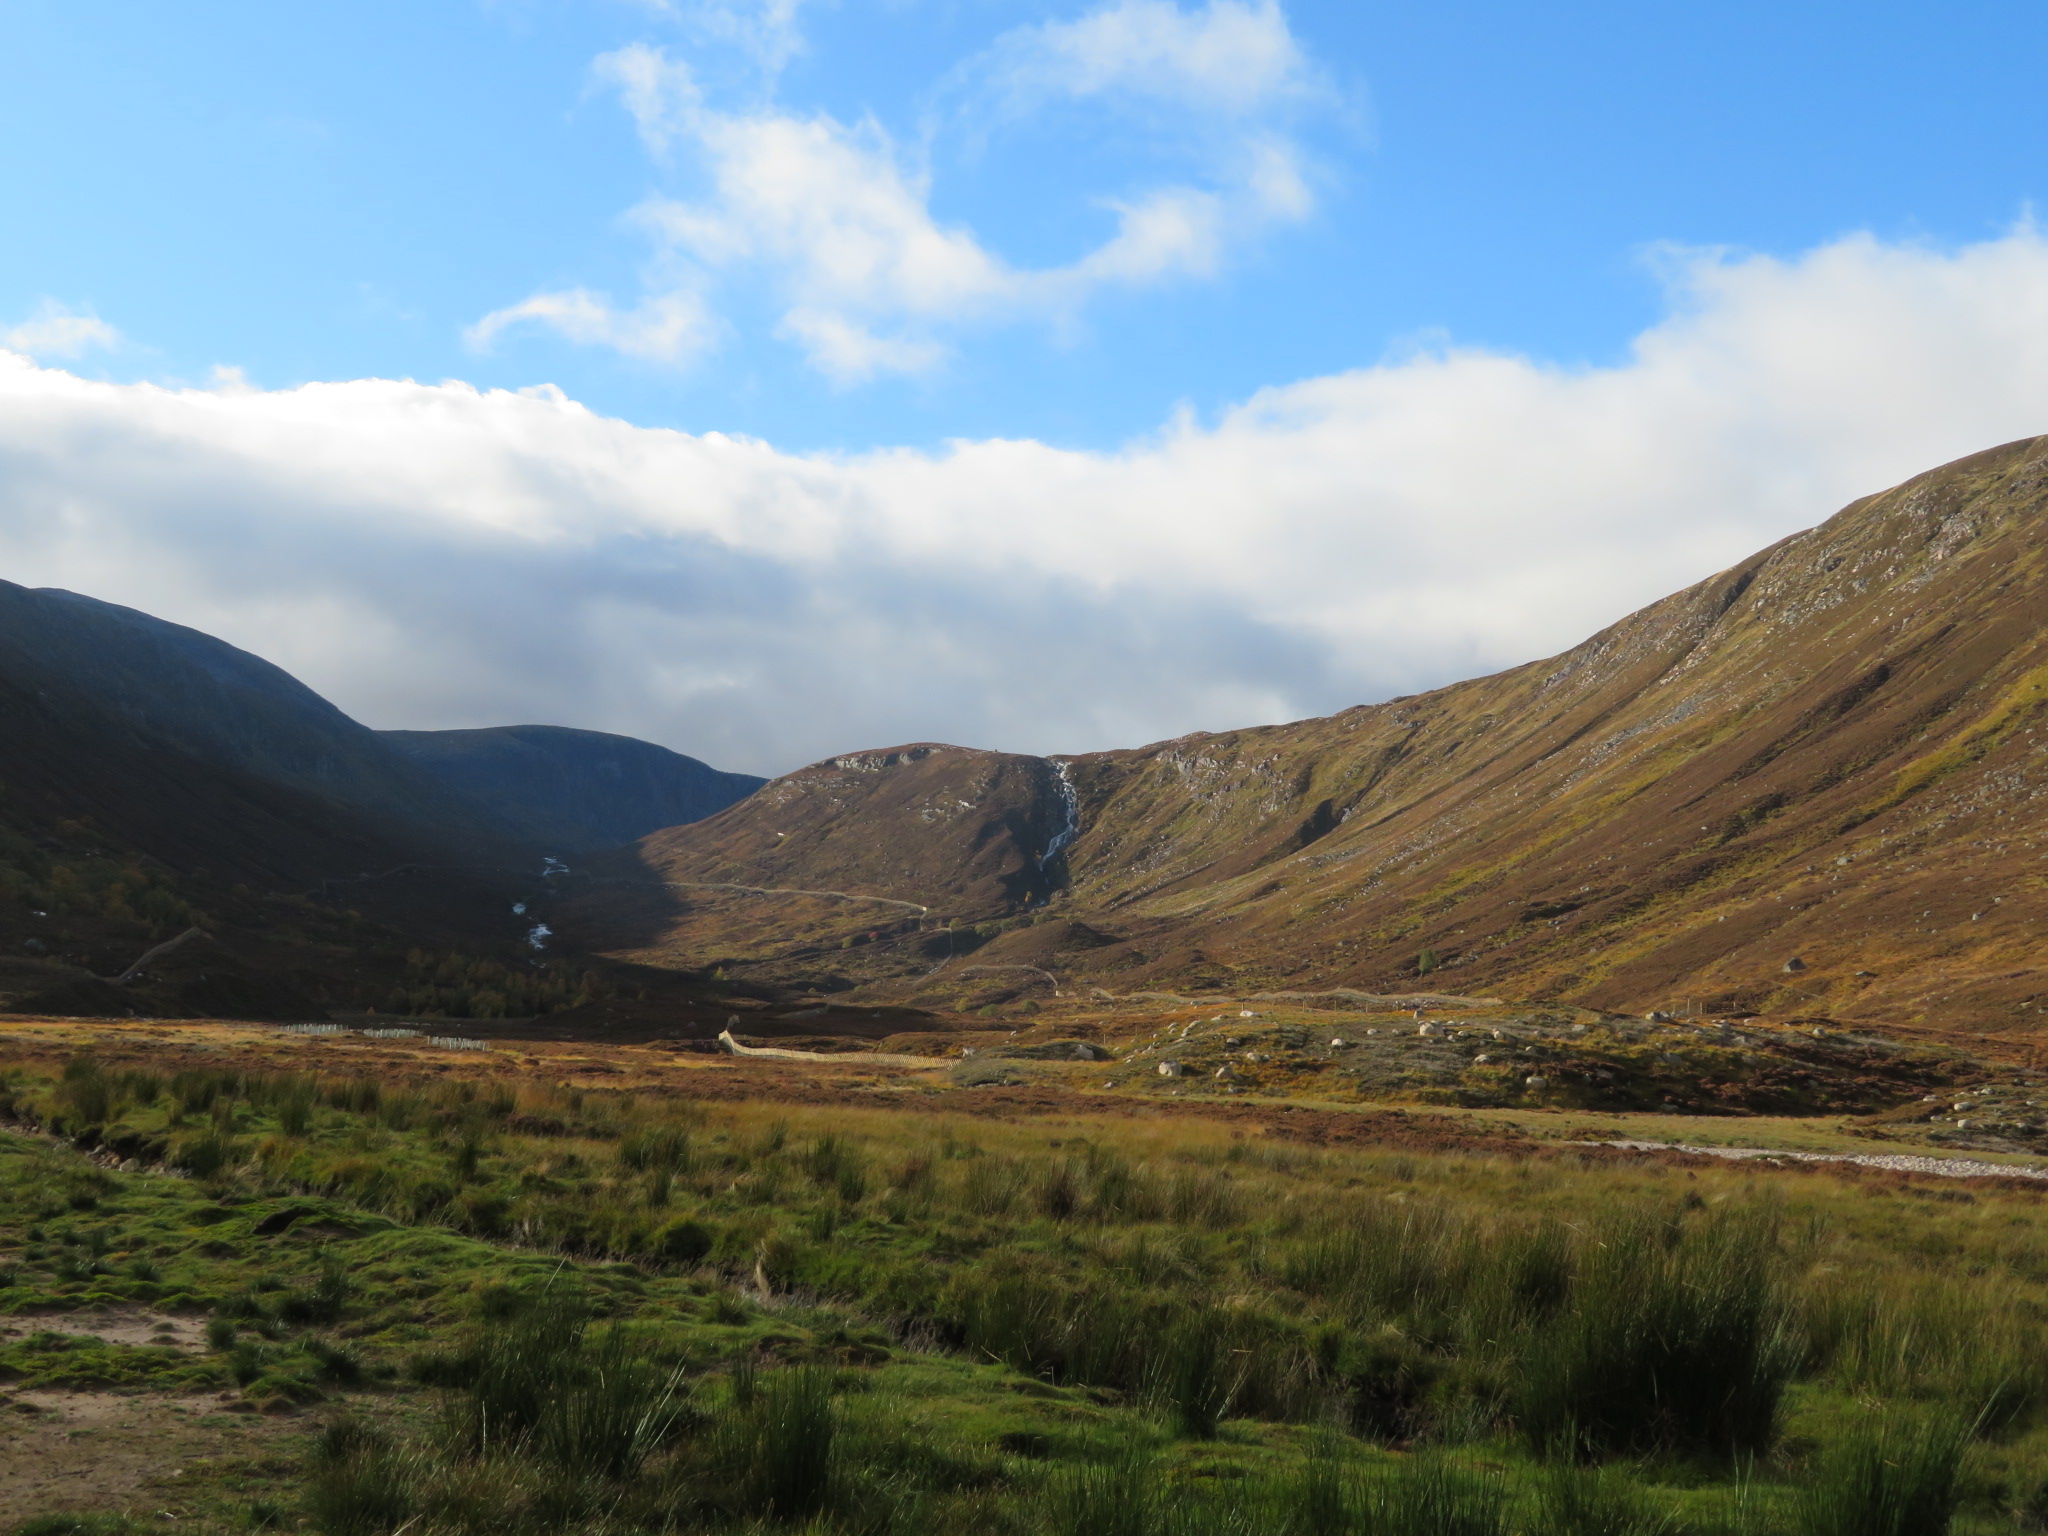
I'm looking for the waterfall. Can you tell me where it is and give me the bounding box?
[1038,758,1080,869]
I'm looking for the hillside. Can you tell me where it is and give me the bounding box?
[572,435,2048,1041]
[0,653,539,1019]
[381,724,763,853]
[0,583,514,847]
[0,586,760,1022]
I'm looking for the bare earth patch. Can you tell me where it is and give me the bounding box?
[1,1308,210,1352]
[0,1389,296,1523]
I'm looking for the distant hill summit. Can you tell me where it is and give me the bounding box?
[381,724,763,854]
[579,435,2048,1041]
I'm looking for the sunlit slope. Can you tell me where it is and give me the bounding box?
[1069,435,2048,1031]
[609,436,2048,1036]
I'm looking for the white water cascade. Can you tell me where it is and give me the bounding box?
[1038,759,1080,870]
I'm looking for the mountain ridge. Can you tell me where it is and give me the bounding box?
[574,435,2048,1040]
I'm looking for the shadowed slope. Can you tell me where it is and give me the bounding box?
[381,724,764,853]
[0,582,514,846]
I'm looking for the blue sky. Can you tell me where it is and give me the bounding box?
[6,1,2045,453]
[3,3,2048,774]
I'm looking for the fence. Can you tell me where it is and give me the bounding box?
[271,1023,490,1052]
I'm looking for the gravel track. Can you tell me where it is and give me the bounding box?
[1592,1139,2048,1181]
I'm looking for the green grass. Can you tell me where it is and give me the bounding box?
[7,1050,2048,1533]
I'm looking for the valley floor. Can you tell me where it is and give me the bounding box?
[5,1014,2048,1534]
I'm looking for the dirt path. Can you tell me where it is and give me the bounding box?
[717,1028,944,1069]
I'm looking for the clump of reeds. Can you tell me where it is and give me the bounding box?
[1792,1409,1967,1536]
[713,1364,841,1521]
[1143,1309,1244,1439]
[1530,1463,1677,1536]
[1040,1446,1161,1536]
[1516,1205,1797,1461]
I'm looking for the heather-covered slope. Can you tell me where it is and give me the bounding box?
[381,724,763,853]
[597,436,2048,1039]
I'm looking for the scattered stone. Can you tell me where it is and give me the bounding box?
[1157,1061,1184,1078]
[1418,1023,1441,1038]
[1525,1076,1549,1090]
[1329,1038,1348,1049]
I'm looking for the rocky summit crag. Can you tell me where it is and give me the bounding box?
[571,436,2048,1042]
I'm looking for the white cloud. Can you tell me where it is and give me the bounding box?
[592,40,703,160]
[969,0,1317,119]
[6,230,2048,775]
[467,285,711,364]
[484,4,1326,380]
[619,0,807,79]
[4,300,122,361]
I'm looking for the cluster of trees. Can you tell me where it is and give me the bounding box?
[378,950,611,1020]
[0,824,198,937]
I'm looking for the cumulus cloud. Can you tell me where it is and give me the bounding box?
[6,229,2048,775]
[479,1,1327,381]
[4,300,121,361]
